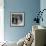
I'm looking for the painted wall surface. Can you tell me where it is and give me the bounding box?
[40,0,46,27]
[40,0,46,44]
[0,0,4,42]
[4,0,40,42]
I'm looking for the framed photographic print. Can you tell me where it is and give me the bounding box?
[10,12,24,27]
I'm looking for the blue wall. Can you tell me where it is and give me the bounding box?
[4,0,40,42]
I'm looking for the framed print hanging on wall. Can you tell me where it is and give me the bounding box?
[10,12,24,27]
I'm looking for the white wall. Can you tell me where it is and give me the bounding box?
[0,0,4,42]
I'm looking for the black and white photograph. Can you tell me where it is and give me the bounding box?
[10,12,24,26]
